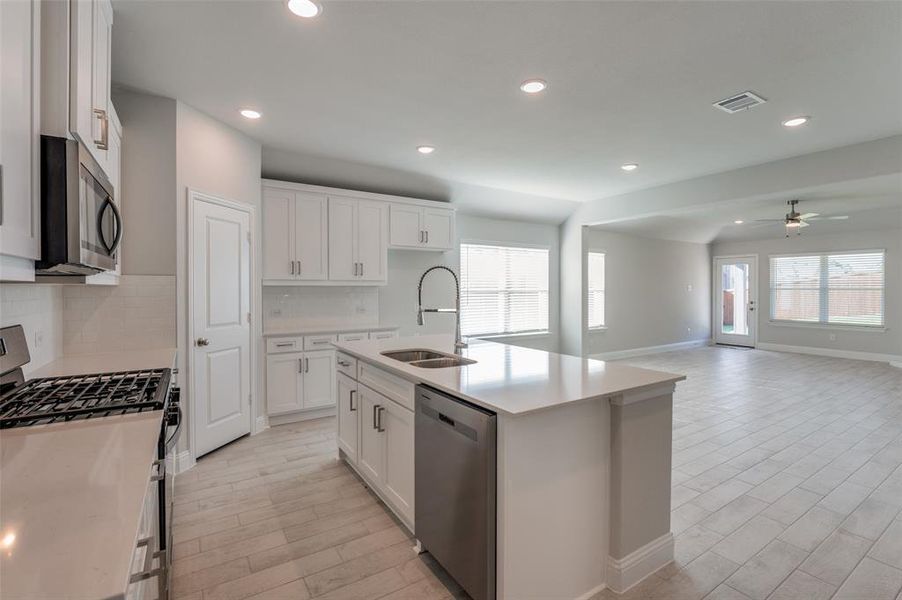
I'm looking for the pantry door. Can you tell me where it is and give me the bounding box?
[713,255,758,348]
[190,190,253,457]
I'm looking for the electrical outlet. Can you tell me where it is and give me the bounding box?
[686,284,693,292]
[34,330,44,350]
[829,333,837,342]
[270,308,282,317]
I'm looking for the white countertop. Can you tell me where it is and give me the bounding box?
[264,324,399,337]
[332,334,685,416]
[32,347,178,378]
[0,411,163,600]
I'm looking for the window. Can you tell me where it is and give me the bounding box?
[460,243,549,336]
[769,251,885,327]
[587,252,606,328]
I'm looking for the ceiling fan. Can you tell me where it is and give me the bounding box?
[753,199,849,236]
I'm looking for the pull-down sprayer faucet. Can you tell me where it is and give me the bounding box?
[416,265,467,351]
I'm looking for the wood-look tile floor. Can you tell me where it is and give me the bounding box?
[173,347,902,600]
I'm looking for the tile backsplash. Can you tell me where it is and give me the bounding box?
[263,286,379,331]
[0,284,64,375]
[62,275,176,355]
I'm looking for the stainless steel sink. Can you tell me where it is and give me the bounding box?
[381,349,446,362]
[409,357,477,369]
[381,348,477,368]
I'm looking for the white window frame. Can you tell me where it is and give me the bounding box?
[768,249,886,330]
[459,240,552,338]
[587,251,606,330]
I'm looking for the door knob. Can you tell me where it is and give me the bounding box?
[196,338,210,347]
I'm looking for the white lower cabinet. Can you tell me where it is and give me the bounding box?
[339,369,415,528]
[336,372,358,461]
[266,350,335,416]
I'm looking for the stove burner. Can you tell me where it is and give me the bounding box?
[0,368,171,428]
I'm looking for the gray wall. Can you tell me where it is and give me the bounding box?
[712,227,902,357]
[113,91,177,275]
[585,230,711,356]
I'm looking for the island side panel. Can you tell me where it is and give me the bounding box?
[607,384,675,592]
[496,399,610,600]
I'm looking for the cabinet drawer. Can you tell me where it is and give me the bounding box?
[338,331,368,343]
[267,337,303,353]
[369,330,399,341]
[304,334,338,350]
[336,352,358,379]
[357,361,415,412]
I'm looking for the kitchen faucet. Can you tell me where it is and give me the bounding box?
[416,265,467,351]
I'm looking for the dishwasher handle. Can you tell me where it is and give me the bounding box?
[419,403,479,442]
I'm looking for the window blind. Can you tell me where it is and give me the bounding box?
[769,251,885,327]
[460,243,549,336]
[587,252,605,328]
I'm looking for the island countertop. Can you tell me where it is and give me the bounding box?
[332,334,685,415]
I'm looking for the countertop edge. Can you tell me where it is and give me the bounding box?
[263,325,400,337]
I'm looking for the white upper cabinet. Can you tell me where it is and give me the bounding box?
[262,186,328,282]
[389,204,454,251]
[70,0,113,168]
[328,196,388,283]
[0,0,42,281]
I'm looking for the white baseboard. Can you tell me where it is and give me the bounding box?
[174,450,195,474]
[253,415,269,435]
[575,582,609,600]
[268,407,335,426]
[606,533,674,594]
[591,339,708,361]
[757,342,902,365]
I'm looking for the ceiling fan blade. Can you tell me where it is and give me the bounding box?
[798,212,819,219]
[753,219,785,222]
[806,215,849,221]
[798,221,810,228]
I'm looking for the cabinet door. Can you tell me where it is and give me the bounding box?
[381,400,415,523]
[336,372,358,463]
[0,0,41,262]
[357,386,385,484]
[293,192,328,280]
[389,205,423,248]
[301,350,334,409]
[90,0,112,167]
[262,188,295,279]
[266,352,303,415]
[423,207,454,250]
[328,196,357,280]
[356,200,387,281]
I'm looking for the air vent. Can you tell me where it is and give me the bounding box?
[713,91,767,114]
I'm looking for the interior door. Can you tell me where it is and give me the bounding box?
[293,192,328,280]
[262,188,294,280]
[356,200,387,281]
[328,196,357,280]
[301,350,334,409]
[191,193,252,457]
[714,255,757,347]
[336,372,358,462]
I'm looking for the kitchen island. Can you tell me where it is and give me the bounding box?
[332,334,685,599]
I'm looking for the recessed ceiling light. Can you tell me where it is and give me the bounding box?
[287,0,321,18]
[782,116,810,128]
[520,79,547,94]
[620,163,638,172]
[240,109,261,120]
[734,220,744,224]
[416,145,435,155]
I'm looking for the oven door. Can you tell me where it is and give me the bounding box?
[157,386,181,599]
[78,154,121,272]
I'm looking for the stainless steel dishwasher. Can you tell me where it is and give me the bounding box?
[415,385,497,600]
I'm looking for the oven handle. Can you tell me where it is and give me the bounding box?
[164,404,183,454]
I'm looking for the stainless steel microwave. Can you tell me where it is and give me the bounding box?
[37,136,121,275]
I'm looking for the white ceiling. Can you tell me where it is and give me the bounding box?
[591,176,902,243]
[112,1,902,220]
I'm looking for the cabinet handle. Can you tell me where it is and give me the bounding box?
[349,389,357,411]
[360,263,364,277]
[353,262,358,277]
[419,230,423,243]
[337,360,350,367]
[290,260,295,275]
[296,260,301,275]
[373,404,379,430]
[305,357,310,373]
[376,406,385,432]
[93,108,109,150]
[298,358,303,373]
[275,342,294,348]
[425,230,429,244]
